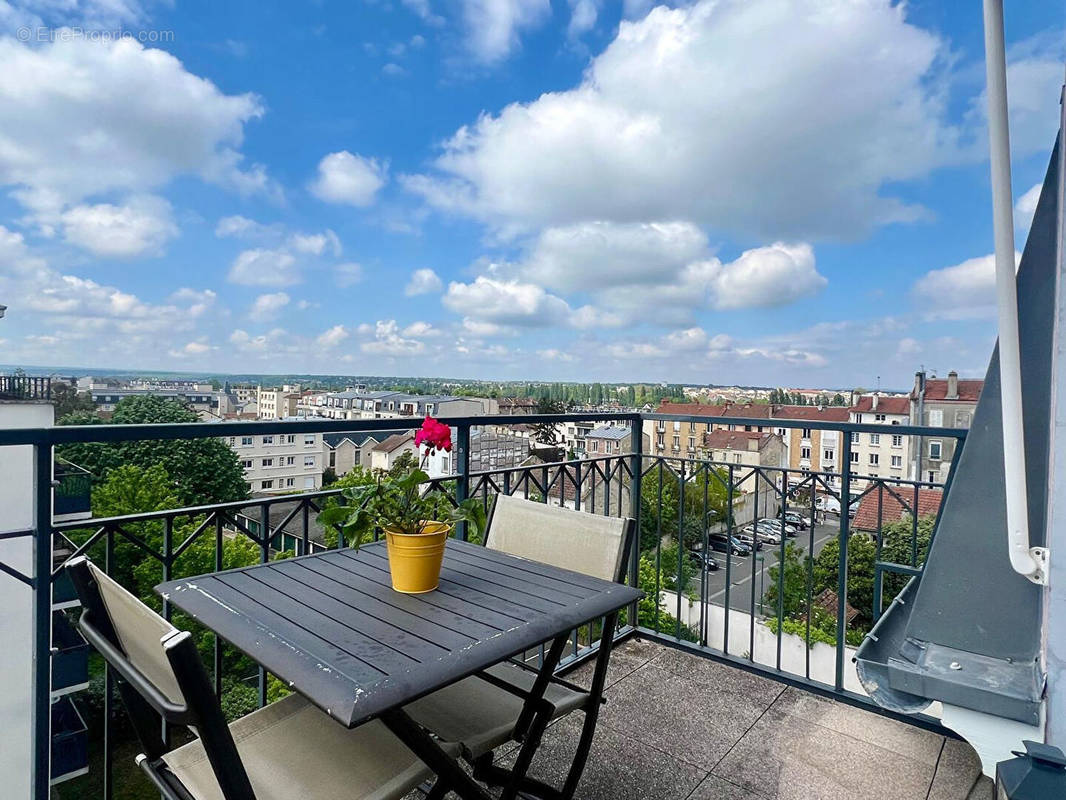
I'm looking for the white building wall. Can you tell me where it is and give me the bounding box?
[226,431,323,493]
[0,401,54,800]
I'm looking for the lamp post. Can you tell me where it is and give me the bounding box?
[995,741,1066,798]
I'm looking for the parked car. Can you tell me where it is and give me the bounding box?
[687,550,720,572]
[815,495,841,514]
[733,530,765,551]
[757,518,797,536]
[708,533,752,556]
[752,526,783,545]
[783,511,812,529]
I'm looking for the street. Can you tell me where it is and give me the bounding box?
[691,520,841,614]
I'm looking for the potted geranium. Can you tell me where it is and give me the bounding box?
[319,416,486,593]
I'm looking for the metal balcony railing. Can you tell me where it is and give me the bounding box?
[0,375,51,401]
[0,411,966,800]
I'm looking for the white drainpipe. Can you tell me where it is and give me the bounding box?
[982,0,1047,584]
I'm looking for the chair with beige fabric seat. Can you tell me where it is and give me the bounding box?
[405,494,637,799]
[66,556,441,800]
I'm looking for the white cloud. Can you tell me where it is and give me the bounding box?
[1015,182,1041,233]
[309,151,387,206]
[567,0,600,38]
[912,251,1021,319]
[61,195,178,257]
[316,324,350,348]
[0,36,272,226]
[334,262,364,287]
[289,230,341,257]
[361,319,426,356]
[402,321,438,337]
[404,268,444,295]
[228,248,299,286]
[248,292,290,321]
[216,215,269,238]
[443,276,571,326]
[406,0,964,239]
[168,338,214,358]
[459,0,551,63]
[709,242,824,310]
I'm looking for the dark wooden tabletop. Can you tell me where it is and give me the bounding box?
[156,538,642,727]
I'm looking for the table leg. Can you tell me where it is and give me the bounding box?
[380,707,494,800]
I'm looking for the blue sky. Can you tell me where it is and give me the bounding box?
[0,0,1061,388]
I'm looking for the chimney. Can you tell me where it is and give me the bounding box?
[872,394,879,411]
[947,370,959,400]
[913,371,924,398]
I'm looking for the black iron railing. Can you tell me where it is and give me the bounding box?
[0,375,51,401]
[0,411,966,800]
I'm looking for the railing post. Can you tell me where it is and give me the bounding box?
[836,431,853,691]
[31,443,52,800]
[628,421,642,624]
[456,423,470,540]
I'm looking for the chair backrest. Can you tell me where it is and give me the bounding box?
[486,495,634,583]
[67,557,257,800]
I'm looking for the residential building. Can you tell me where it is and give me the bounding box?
[468,430,529,472]
[322,432,381,476]
[851,488,943,533]
[497,397,538,415]
[257,385,301,420]
[89,386,223,419]
[769,405,850,486]
[585,425,632,457]
[231,384,258,404]
[646,401,773,458]
[226,427,323,494]
[909,370,983,484]
[701,429,785,492]
[848,394,911,488]
[369,433,451,476]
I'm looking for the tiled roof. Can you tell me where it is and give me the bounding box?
[322,432,381,448]
[851,395,910,415]
[852,488,943,531]
[703,430,775,451]
[587,425,630,440]
[770,405,851,422]
[656,401,773,418]
[919,378,983,402]
[372,433,414,453]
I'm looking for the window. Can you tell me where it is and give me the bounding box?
[673,421,680,431]
[733,453,742,463]
[261,480,273,490]
[870,433,880,446]
[286,456,295,465]
[606,442,614,454]
[240,459,252,469]
[957,411,971,427]
[329,452,336,467]
[928,471,936,483]
[929,441,943,460]
[228,437,235,445]
[800,446,811,460]
[891,455,902,467]
[802,428,812,439]
[869,453,879,466]
[285,434,295,444]
[303,477,315,489]
[850,432,859,444]
[928,409,943,427]
[672,435,680,449]
[241,436,253,447]
[304,456,315,467]
[262,435,274,445]
[441,456,450,473]
[875,414,886,422]
[688,437,696,450]
[823,449,834,461]
[657,420,665,431]
[285,477,295,487]
[262,458,273,468]
[656,434,664,447]
[304,435,315,446]
[850,452,860,464]
[891,434,903,447]
[689,421,696,432]
[589,440,599,453]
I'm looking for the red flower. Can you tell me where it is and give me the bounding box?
[415,415,452,455]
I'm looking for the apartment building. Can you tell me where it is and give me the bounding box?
[257,385,301,420]
[701,430,785,492]
[646,402,773,458]
[322,432,382,476]
[910,370,983,484]
[226,428,323,494]
[585,425,632,457]
[770,405,850,487]
[89,387,224,419]
[848,394,911,488]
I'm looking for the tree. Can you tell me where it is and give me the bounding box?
[51,383,96,419]
[812,533,878,627]
[530,398,568,446]
[763,542,810,618]
[322,466,338,486]
[58,395,248,505]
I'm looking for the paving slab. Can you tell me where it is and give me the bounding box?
[565,635,665,690]
[686,774,767,799]
[927,738,987,800]
[713,707,936,800]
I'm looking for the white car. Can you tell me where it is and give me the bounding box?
[815,495,841,514]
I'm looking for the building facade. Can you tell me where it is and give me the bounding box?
[257,385,301,420]
[847,394,911,488]
[910,370,983,484]
[701,429,786,492]
[226,428,324,494]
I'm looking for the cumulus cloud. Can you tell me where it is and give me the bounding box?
[0,36,272,227]
[289,230,341,257]
[405,0,966,239]
[316,324,350,348]
[459,0,552,63]
[709,242,824,310]
[912,251,1021,319]
[405,268,444,296]
[334,262,364,287]
[309,151,387,206]
[61,195,178,257]
[361,319,426,356]
[1015,182,1041,233]
[567,0,600,39]
[443,276,572,326]
[228,248,299,287]
[248,292,290,321]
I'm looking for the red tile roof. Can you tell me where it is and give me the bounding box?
[851,395,910,415]
[770,405,851,422]
[852,488,943,531]
[656,401,772,419]
[703,430,776,451]
[919,379,983,402]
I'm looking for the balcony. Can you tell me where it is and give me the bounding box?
[0,409,984,800]
[0,375,51,401]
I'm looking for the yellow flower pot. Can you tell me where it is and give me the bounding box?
[383,521,451,594]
